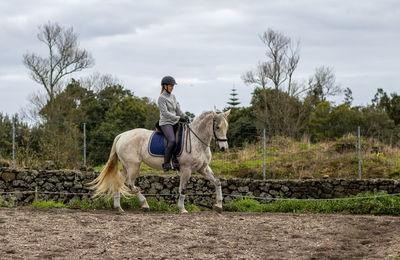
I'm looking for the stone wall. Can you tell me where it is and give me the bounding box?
[1,167,400,208]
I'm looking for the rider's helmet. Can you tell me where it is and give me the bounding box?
[161,76,177,86]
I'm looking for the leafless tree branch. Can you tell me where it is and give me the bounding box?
[23,22,94,103]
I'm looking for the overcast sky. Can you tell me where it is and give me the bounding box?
[0,0,399,118]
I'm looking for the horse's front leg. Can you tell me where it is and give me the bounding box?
[199,165,223,212]
[178,168,192,213]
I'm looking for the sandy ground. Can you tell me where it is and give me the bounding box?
[0,208,399,259]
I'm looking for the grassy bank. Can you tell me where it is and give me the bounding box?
[210,135,400,179]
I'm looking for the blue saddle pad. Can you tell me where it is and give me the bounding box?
[149,126,184,157]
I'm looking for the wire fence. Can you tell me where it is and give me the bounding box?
[1,189,400,202]
[3,119,400,180]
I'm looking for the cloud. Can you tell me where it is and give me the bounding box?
[0,0,399,117]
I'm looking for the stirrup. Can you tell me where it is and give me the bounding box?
[172,156,180,171]
[172,160,180,171]
[162,162,172,172]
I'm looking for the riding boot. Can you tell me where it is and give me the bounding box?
[163,142,175,172]
[162,162,172,172]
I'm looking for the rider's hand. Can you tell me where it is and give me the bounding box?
[179,116,190,123]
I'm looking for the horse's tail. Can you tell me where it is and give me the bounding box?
[88,134,130,197]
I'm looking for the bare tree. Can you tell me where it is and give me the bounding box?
[243,29,306,137]
[308,66,342,102]
[80,72,120,93]
[285,42,301,95]
[23,22,94,106]
[242,61,269,90]
[260,29,301,95]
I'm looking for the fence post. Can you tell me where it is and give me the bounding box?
[263,128,266,180]
[83,122,86,167]
[358,126,361,179]
[12,117,15,169]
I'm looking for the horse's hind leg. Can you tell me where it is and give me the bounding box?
[114,191,124,212]
[199,165,223,212]
[113,167,127,212]
[125,162,150,211]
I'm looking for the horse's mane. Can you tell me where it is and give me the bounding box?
[192,111,214,129]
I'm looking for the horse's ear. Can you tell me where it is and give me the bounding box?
[224,109,231,117]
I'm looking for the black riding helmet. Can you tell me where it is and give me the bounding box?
[161,76,177,86]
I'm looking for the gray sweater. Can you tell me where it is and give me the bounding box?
[157,91,186,126]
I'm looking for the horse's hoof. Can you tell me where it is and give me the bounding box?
[179,208,188,214]
[142,206,150,212]
[213,205,223,213]
[115,207,125,214]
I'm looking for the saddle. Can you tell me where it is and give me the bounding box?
[149,122,184,157]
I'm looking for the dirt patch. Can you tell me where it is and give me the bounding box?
[0,208,399,259]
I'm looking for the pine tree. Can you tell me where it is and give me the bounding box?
[227,86,240,107]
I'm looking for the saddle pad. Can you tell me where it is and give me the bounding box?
[148,126,184,157]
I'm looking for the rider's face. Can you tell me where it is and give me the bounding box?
[167,84,174,93]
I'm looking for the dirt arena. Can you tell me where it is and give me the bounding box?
[0,208,399,259]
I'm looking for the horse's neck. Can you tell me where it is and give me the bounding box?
[191,113,213,146]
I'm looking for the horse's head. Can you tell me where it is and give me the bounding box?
[213,109,231,152]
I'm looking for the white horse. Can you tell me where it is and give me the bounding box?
[89,110,231,213]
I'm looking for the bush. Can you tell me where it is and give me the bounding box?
[32,200,66,209]
[0,196,16,207]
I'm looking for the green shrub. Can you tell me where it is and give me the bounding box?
[224,198,263,212]
[32,200,66,209]
[0,196,16,207]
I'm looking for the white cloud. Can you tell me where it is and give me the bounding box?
[0,0,399,116]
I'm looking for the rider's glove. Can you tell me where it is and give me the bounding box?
[179,116,190,123]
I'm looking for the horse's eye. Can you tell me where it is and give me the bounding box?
[216,126,220,130]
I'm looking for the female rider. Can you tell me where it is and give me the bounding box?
[157,76,189,171]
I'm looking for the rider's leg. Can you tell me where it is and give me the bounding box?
[160,124,177,171]
[171,124,180,170]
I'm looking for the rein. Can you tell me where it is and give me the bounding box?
[186,124,209,152]
[183,118,228,153]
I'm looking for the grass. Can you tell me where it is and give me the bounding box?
[28,196,200,212]
[224,191,400,216]
[1,189,399,216]
[32,200,66,209]
[2,191,398,216]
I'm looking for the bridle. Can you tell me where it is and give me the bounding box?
[212,118,228,142]
[184,117,228,152]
